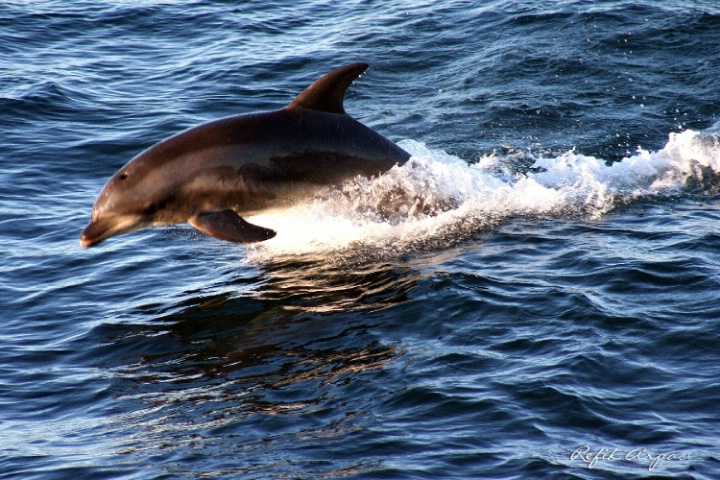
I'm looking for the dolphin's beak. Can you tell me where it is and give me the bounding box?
[80,215,144,248]
[80,218,114,247]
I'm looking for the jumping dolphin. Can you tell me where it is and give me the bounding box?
[80,63,410,247]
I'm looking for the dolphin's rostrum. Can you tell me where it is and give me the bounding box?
[80,63,410,247]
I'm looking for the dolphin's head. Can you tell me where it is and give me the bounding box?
[80,155,182,247]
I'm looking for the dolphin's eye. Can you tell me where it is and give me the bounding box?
[119,172,128,180]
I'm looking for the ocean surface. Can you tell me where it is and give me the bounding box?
[2,1,720,478]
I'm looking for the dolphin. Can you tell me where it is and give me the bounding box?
[80,63,410,247]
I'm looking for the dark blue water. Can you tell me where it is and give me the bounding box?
[2,1,720,479]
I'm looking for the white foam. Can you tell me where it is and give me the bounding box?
[244,127,720,261]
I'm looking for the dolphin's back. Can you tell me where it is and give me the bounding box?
[134,107,408,185]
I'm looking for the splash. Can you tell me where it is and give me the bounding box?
[245,127,720,260]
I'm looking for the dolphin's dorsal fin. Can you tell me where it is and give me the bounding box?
[287,63,368,114]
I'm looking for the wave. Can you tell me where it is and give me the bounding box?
[245,126,720,261]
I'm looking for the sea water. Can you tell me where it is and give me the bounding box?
[1,1,720,479]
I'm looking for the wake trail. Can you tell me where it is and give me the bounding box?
[245,125,720,261]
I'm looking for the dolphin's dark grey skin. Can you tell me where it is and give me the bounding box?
[80,63,410,247]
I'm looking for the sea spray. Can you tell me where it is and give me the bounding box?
[245,128,720,261]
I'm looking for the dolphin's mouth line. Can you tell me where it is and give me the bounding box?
[80,214,145,248]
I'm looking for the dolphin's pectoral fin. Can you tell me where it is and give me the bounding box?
[188,210,276,243]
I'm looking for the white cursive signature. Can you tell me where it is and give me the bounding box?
[571,445,691,471]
